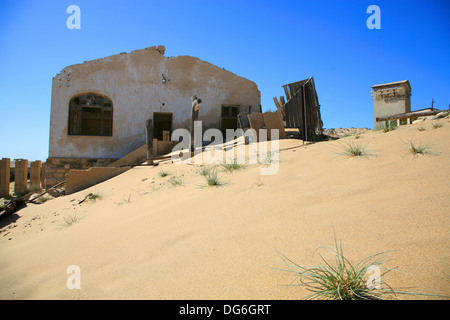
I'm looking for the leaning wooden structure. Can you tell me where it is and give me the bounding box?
[273,77,323,141]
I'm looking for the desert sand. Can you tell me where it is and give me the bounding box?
[0,118,449,300]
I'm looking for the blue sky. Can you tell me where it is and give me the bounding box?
[0,0,449,161]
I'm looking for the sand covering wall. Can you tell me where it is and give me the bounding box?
[0,118,449,299]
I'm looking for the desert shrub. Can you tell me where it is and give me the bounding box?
[205,168,221,186]
[339,142,373,158]
[221,159,245,172]
[275,230,447,300]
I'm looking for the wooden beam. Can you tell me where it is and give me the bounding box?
[279,96,286,116]
[145,119,154,164]
[273,97,281,109]
[283,86,291,101]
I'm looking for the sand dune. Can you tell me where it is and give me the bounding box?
[1,118,449,299]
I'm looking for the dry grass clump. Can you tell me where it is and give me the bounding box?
[88,192,102,201]
[60,213,83,228]
[158,170,169,177]
[198,166,211,177]
[221,159,245,172]
[432,122,442,129]
[275,230,448,300]
[408,141,432,157]
[204,167,222,186]
[168,176,183,187]
[258,152,277,165]
[339,142,373,158]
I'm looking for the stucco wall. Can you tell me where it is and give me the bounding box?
[372,81,411,127]
[49,46,260,159]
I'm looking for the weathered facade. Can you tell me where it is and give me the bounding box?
[372,80,411,127]
[46,46,261,187]
[372,80,448,128]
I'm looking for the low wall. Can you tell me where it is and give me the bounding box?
[65,167,130,195]
[45,157,118,188]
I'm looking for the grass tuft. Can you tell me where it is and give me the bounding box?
[274,229,449,300]
[432,122,442,129]
[204,167,222,186]
[255,176,265,187]
[60,213,83,228]
[168,176,183,187]
[339,141,373,158]
[375,121,397,132]
[383,124,397,133]
[116,193,132,206]
[88,192,102,201]
[408,141,432,156]
[198,166,210,177]
[221,159,245,172]
[158,170,169,177]
[258,152,277,165]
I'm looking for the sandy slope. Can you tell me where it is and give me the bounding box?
[0,118,449,300]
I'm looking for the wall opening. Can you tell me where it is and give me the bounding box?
[153,112,173,141]
[221,106,239,135]
[68,93,113,136]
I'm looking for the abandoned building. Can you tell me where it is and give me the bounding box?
[272,77,323,141]
[372,80,446,128]
[45,45,261,188]
[372,80,412,127]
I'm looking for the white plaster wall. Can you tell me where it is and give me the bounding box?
[48,47,260,159]
[372,84,411,126]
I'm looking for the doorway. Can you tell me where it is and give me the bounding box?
[221,106,239,135]
[153,112,173,141]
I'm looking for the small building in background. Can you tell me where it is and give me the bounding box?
[372,80,447,128]
[371,80,411,128]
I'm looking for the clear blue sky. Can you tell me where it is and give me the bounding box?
[0,0,449,161]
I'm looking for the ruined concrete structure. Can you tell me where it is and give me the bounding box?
[372,80,447,128]
[372,80,411,127]
[46,45,261,187]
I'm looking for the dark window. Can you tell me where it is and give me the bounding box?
[68,93,113,136]
[221,106,239,118]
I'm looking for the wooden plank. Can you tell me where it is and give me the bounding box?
[302,85,307,141]
[284,99,293,128]
[279,96,286,117]
[295,87,303,130]
[247,113,265,142]
[273,97,281,110]
[263,110,286,140]
[145,119,154,164]
[283,86,291,101]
